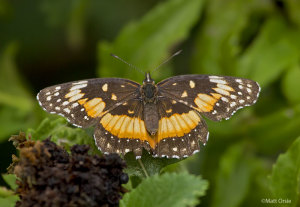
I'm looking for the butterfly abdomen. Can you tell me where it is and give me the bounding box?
[144,102,159,135]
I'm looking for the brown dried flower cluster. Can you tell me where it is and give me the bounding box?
[8,133,128,207]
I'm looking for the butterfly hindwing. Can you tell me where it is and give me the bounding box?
[94,99,152,157]
[154,97,208,158]
[158,75,260,121]
[37,78,140,128]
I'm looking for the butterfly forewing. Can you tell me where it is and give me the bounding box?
[37,78,140,128]
[157,75,260,121]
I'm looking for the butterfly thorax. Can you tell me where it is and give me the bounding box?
[141,73,158,103]
[141,73,159,136]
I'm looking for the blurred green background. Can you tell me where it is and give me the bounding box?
[1,0,300,206]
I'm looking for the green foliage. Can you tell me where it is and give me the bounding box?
[1,174,17,191]
[282,65,300,104]
[212,143,253,207]
[0,174,19,207]
[124,150,179,178]
[97,0,205,81]
[0,193,19,207]
[1,0,300,206]
[120,172,208,207]
[269,137,300,207]
[0,43,39,141]
[27,118,99,153]
[238,17,299,87]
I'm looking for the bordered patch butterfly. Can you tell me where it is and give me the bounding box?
[37,72,260,159]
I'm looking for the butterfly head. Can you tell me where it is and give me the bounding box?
[141,72,157,103]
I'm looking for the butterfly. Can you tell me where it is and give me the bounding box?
[37,72,260,159]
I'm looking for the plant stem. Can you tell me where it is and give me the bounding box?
[138,159,149,178]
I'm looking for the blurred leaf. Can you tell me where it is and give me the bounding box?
[40,0,71,27]
[191,0,270,75]
[27,118,99,154]
[124,150,180,178]
[0,43,33,111]
[120,172,208,207]
[269,136,300,207]
[286,0,300,27]
[212,142,252,207]
[0,186,19,207]
[238,17,299,87]
[97,0,205,81]
[282,64,300,104]
[0,43,37,140]
[0,187,18,207]
[67,0,89,49]
[249,104,300,155]
[1,174,17,190]
[0,196,19,207]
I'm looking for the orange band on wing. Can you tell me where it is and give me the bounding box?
[78,98,106,118]
[100,113,155,148]
[194,93,219,112]
[157,111,200,141]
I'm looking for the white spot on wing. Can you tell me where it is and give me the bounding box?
[189,80,195,88]
[221,97,229,102]
[230,102,236,107]
[73,80,88,85]
[70,83,87,91]
[63,108,71,113]
[230,95,237,99]
[102,83,108,92]
[210,79,227,84]
[72,102,79,108]
[63,101,69,106]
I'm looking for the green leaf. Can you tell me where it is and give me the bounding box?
[1,174,17,191]
[249,104,300,155]
[191,0,270,75]
[120,172,208,207]
[0,43,37,140]
[0,43,33,111]
[67,0,89,49]
[124,150,180,178]
[0,186,19,207]
[97,0,205,81]
[0,197,19,207]
[27,118,99,154]
[212,142,252,207]
[238,17,299,87]
[282,64,300,104]
[286,0,300,27]
[269,137,300,207]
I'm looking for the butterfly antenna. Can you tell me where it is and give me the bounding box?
[111,53,144,74]
[150,50,182,74]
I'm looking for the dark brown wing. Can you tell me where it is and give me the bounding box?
[37,78,140,128]
[154,97,208,158]
[157,75,260,121]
